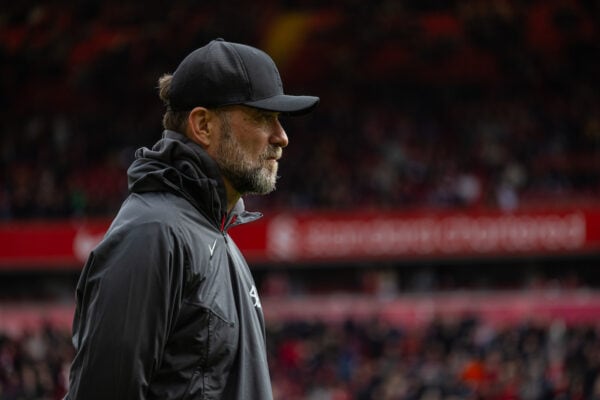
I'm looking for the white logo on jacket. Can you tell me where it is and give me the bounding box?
[209,238,217,257]
[249,285,262,309]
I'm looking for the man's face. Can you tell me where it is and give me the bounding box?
[212,106,288,195]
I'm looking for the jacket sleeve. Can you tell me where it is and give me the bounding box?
[67,221,185,400]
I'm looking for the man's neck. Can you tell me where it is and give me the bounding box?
[222,178,241,213]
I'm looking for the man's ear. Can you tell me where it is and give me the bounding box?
[187,107,213,148]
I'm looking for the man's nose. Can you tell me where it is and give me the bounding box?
[270,119,289,148]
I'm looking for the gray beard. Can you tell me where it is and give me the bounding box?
[213,114,278,195]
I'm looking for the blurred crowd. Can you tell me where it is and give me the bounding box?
[268,317,600,400]
[1,0,599,219]
[2,317,600,400]
[0,326,72,400]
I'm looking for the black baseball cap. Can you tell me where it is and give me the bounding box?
[168,38,319,116]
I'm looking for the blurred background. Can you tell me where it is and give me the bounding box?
[1,0,600,399]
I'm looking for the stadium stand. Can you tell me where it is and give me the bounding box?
[3,315,600,399]
[1,0,599,399]
[1,0,598,217]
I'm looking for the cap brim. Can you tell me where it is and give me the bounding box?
[244,94,319,116]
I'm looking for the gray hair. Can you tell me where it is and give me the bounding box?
[158,74,190,133]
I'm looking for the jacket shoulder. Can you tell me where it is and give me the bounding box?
[110,192,216,232]
[107,192,218,275]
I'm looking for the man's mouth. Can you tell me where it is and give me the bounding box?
[265,151,282,161]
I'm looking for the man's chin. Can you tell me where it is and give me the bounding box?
[253,178,277,195]
[253,172,278,195]
[234,171,277,196]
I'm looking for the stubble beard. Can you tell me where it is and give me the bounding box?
[214,114,280,196]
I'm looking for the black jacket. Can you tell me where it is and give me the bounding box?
[66,130,272,399]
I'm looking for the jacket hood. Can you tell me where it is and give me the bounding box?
[128,130,228,225]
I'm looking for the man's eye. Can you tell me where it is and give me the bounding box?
[256,112,278,123]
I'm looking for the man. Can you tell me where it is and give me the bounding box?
[66,38,319,399]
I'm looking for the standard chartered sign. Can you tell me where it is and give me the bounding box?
[266,212,587,261]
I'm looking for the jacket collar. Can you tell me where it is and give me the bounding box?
[128,130,261,230]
